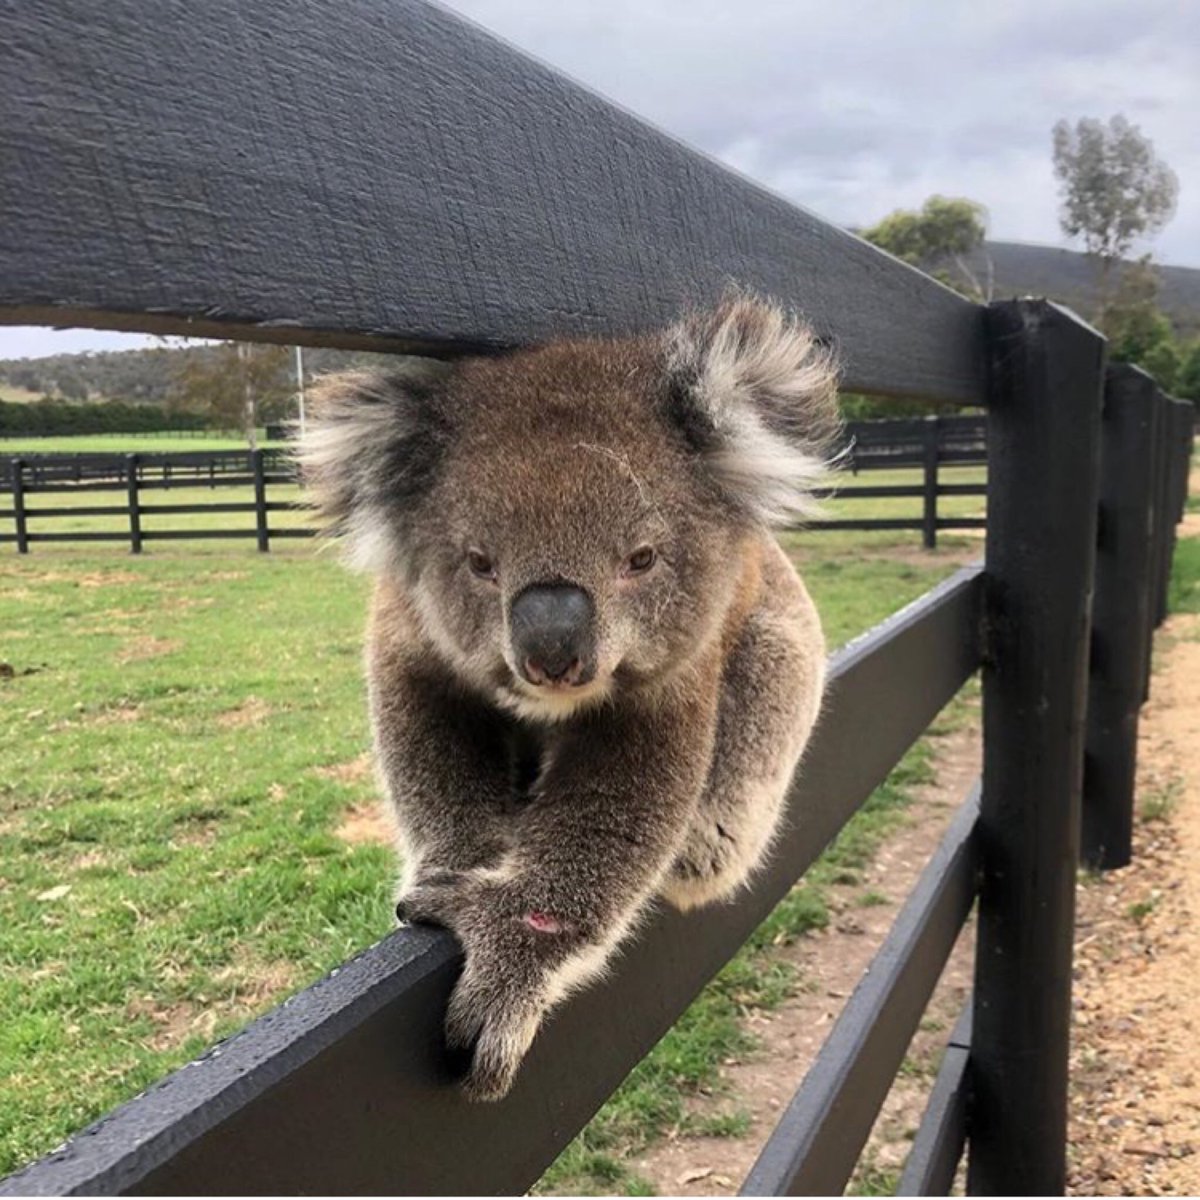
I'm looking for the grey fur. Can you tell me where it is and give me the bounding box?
[299,296,838,1100]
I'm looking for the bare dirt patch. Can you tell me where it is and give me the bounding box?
[126,958,300,1054]
[314,754,395,847]
[212,957,300,1010]
[1068,612,1200,1196]
[125,997,216,1053]
[858,544,982,571]
[86,701,142,727]
[335,800,396,847]
[633,723,982,1194]
[314,753,374,786]
[115,636,181,664]
[214,696,273,729]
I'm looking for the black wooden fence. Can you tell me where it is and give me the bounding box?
[0,1,1194,1195]
[1,418,987,551]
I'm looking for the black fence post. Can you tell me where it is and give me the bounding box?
[11,458,29,554]
[968,301,1105,1195]
[252,448,270,552]
[922,415,939,550]
[1140,393,1166,703]
[126,453,142,554]
[1151,391,1172,628]
[1081,366,1157,871]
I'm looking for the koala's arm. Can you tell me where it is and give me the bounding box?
[399,658,721,1100]
[368,614,515,884]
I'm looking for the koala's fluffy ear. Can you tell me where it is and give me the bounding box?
[663,296,841,525]
[295,360,453,573]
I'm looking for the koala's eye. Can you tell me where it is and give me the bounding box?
[623,545,657,577]
[467,549,498,582]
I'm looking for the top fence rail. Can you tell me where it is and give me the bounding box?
[1,0,985,405]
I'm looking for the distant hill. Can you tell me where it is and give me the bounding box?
[960,241,1200,335]
[0,345,380,407]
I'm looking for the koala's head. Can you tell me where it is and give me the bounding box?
[298,296,839,721]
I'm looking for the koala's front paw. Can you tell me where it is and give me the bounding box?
[445,940,548,1101]
[394,871,583,1100]
[394,871,468,927]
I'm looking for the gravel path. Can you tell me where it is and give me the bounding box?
[1068,608,1200,1195]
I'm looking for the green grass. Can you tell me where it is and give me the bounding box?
[1,433,277,453]
[0,528,972,1185]
[1168,532,1200,614]
[1140,778,1182,824]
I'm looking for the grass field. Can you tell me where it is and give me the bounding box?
[0,514,983,1185]
[1,433,277,454]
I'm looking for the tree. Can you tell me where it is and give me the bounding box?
[861,195,992,301]
[1175,342,1200,405]
[171,342,293,448]
[1051,115,1179,314]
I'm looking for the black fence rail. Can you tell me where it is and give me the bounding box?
[0,450,305,553]
[0,447,292,488]
[0,1,1194,1195]
[1,419,986,551]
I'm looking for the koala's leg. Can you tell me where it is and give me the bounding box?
[661,548,826,912]
[369,647,518,891]
[398,662,720,1100]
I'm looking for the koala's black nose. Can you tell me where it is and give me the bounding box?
[510,584,596,688]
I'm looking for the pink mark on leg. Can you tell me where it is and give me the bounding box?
[523,911,563,934]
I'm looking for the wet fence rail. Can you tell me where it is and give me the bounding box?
[0,0,1195,1194]
[0,417,988,552]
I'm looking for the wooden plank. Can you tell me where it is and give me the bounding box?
[9,460,28,554]
[136,503,259,516]
[969,301,1104,1195]
[895,1005,972,1196]
[0,566,983,1197]
[740,785,979,1196]
[922,417,940,550]
[23,506,131,518]
[808,518,925,531]
[1081,365,1158,869]
[125,455,141,554]
[817,486,926,499]
[1,1,984,402]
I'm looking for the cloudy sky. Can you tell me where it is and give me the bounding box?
[3,0,1195,361]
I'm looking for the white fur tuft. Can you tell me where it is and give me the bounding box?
[665,295,842,525]
[293,362,449,573]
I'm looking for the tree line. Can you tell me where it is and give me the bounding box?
[849,114,1195,417]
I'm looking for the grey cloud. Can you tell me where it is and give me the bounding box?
[448,0,1198,266]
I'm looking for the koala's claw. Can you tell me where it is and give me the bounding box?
[446,967,542,1103]
[394,874,470,927]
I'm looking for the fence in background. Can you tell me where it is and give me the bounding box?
[0,426,248,441]
[0,418,987,552]
[0,1,1195,1194]
[0,449,302,553]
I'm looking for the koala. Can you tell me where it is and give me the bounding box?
[297,296,839,1101]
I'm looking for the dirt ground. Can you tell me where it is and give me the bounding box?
[1067,609,1200,1196]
